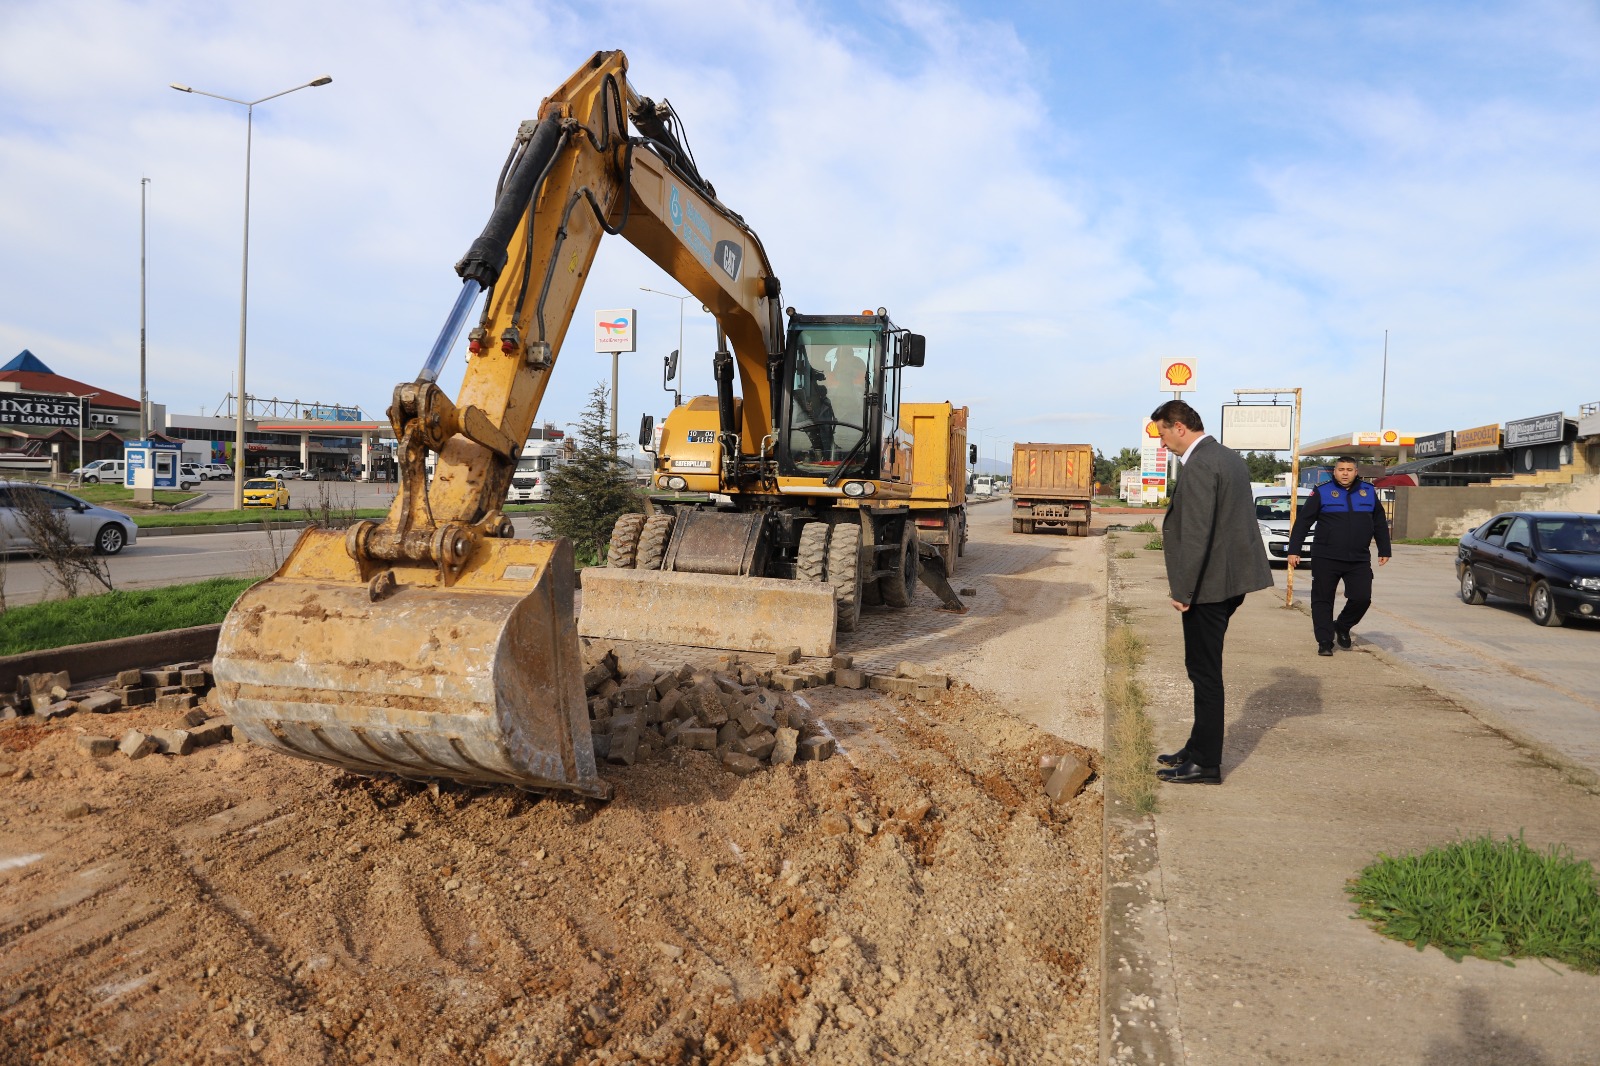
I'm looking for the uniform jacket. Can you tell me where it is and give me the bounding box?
[1161,437,1274,605]
[1287,477,1391,563]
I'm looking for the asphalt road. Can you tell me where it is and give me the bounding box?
[1273,543,1600,783]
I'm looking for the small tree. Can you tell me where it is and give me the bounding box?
[11,484,113,599]
[541,383,645,565]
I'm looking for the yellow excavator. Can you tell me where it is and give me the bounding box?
[212,50,959,799]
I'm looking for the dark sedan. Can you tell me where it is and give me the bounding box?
[1456,512,1600,627]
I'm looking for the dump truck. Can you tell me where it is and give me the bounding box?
[210,50,959,800]
[1011,442,1094,535]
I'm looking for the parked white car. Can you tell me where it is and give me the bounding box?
[1255,488,1315,566]
[201,463,233,480]
[178,464,204,489]
[0,479,137,555]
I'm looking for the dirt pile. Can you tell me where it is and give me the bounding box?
[0,647,1100,1065]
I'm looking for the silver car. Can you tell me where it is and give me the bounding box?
[0,480,138,555]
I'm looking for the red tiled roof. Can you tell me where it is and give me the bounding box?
[0,371,140,409]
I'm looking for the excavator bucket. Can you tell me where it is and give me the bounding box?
[579,568,838,658]
[212,527,610,799]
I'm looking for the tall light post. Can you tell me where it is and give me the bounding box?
[639,285,692,390]
[171,75,332,507]
[139,176,150,441]
[979,429,1004,477]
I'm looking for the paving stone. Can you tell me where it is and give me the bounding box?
[716,721,743,749]
[173,707,206,728]
[143,669,181,688]
[0,705,18,722]
[30,693,56,714]
[591,733,612,761]
[121,686,155,708]
[959,587,977,597]
[736,702,778,736]
[690,682,729,726]
[896,661,926,679]
[190,721,234,747]
[119,730,157,760]
[1044,754,1092,803]
[156,692,199,713]
[834,668,867,690]
[78,691,123,715]
[774,647,801,666]
[38,699,77,719]
[658,687,685,720]
[115,668,144,688]
[155,685,186,699]
[642,699,666,725]
[596,678,620,699]
[22,671,70,700]
[150,728,195,756]
[771,674,804,692]
[831,654,854,671]
[797,736,837,762]
[607,723,640,765]
[771,727,799,766]
[180,670,209,690]
[719,750,762,776]
[738,730,777,762]
[867,675,918,696]
[678,727,717,751]
[738,665,762,686]
[77,736,117,758]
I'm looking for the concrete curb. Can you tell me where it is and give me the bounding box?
[1100,556,1186,1066]
[0,624,221,692]
[137,520,312,538]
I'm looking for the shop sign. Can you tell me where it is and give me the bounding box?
[1504,412,1564,448]
[0,390,91,428]
[1219,404,1293,451]
[1413,431,1454,458]
[1159,358,1196,393]
[1455,424,1501,453]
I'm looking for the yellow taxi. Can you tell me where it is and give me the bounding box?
[241,477,292,510]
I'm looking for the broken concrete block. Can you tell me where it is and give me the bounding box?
[678,727,717,752]
[156,692,199,714]
[0,704,19,721]
[896,661,925,679]
[738,730,777,762]
[119,730,157,760]
[77,736,117,758]
[39,699,78,719]
[720,750,762,776]
[30,693,55,714]
[834,668,867,690]
[771,727,798,766]
[22,671,70,700]
[1044,755,1092,803]
[150,728,194,756]
[775,647,801,666]
[78,691,122,715]
[190,720,233,747]
[797,736,836,762]
[115,668,144,688]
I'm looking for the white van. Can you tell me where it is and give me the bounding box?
[73,459,126,484]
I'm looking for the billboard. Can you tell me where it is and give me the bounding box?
[1455,423,1502,454]
[1503,412,1564,448]
[594,308,637,353]
[1413,431,1454,458]
[1219,404,1293,451]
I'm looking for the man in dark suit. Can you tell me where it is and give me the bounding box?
[1150,400,1273,784]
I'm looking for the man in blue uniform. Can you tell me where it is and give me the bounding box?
[1287,456,1391,656]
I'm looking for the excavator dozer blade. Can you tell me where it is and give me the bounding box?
[579,567,837,658]
[212,528,610,799]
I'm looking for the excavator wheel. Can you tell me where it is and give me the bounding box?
[795,522,828,583]
[826,523,864,633]
[607,513,647,567]
[636,514,675,570]
[879,521,919,609]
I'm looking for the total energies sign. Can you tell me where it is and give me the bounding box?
[1139,419,1170,503]
[1159,357,1196,393]
[594,308,637,353]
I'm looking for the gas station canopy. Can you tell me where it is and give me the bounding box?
[1298,431,1416,463]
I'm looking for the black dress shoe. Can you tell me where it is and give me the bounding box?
[1157,748,1190,767]
[1335,626,1352,649]
[1156,760,1221,784]
[1317,643,1334,656]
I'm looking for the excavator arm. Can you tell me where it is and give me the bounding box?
[210,51,791,798]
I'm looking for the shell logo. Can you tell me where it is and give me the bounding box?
[1164,362,1194,387]
[1145,420,1161,438]
[1382,430,1398,444]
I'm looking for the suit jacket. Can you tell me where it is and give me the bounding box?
[1162,437,1273,604]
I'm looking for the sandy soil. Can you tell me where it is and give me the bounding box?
[0,505,1105,1065]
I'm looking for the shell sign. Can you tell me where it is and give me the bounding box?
[1160,357,1196,393]
[1145,420,1161,438]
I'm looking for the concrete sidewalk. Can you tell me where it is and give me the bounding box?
[1103,547,1600,1065]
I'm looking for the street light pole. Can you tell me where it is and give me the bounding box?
[640,286,694,411]
[77,392,101,476]
[140,176,150,442]
[171,75,332,507]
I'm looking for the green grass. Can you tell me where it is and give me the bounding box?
[61,483,198,507]
[1104,624,1159,815]
[0,577,259,655]
[1144,535,1164,550]
[1348,833,1600,973]
[1393,537,1459,546]
[1130,520,1158,533]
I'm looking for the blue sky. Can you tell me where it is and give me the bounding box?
[1,0,1596,463]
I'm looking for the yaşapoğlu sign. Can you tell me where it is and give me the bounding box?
[0,390,120,429]
[1413,430,1454,458]
[1503,412,1565,449]
[1454,424,1501,453]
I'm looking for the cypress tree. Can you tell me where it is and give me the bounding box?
[541,383,645,565]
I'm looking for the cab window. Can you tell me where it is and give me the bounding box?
[783,328,881,476]
[1504,517,1532,552]
[1480,516,1513,545]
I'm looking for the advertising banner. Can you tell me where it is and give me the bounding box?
[1219,404,1293,451]
[1413,431,1454,458]
[1455,423,1501,454]
[1503,412,1564,448]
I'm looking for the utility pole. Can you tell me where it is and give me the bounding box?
[1378,329,1389,430]
[140,176,150,441]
